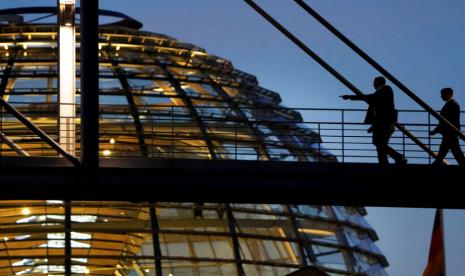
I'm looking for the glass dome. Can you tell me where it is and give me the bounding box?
[0,7,387,276]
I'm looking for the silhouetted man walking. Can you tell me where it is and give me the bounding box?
[341,76,406,164]
[430,87,465,165]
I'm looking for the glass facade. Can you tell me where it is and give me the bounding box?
[0,202,387,276]
[0,8,387,276]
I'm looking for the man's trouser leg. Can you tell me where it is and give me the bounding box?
[449,136,465,165]
[433,136,450,165]
[373,126,390,164]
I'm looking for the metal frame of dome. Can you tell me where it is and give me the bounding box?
[0,7,387,276]
[0,6,143,29]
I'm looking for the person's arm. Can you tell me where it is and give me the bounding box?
[430,102,456,135]
[340,93,374,102]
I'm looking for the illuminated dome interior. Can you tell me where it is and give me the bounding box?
[0,7,387,276]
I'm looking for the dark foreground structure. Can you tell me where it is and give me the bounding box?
[0,6,394,276]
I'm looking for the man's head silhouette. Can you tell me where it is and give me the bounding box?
[440,87,453,101]
[373,76,386,90]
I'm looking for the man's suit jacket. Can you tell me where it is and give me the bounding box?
[350,85,397,126]
[434,99,461,135]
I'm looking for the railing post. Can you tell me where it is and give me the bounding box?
[255,107,259,161]
[0,106,2,159]
[171,106,174,159]
[402,129,406,158]
[428,112,432,164]
[341,109,345,163]
[235,120,238,160]
[318,122,321,162]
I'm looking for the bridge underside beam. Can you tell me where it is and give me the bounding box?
[0,158,462,209]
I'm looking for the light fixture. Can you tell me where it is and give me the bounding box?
[103,150,111,156]
[21,208,31,215]
[298,228,334,236]
[58,0,76,155]
[144,269,150,273]
[84,268,90,274]
[109,138,116,144]
[3,237,8,241]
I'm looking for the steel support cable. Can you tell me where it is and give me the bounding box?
[294,0,465,143]
[243,0,443,162]
[0,98,80,166]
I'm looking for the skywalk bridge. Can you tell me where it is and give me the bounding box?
[0,0,464,210]
[0,105,463,208]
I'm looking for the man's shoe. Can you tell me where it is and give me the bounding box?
[396,157,408,165]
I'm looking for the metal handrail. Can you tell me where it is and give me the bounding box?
[1,103,463,164]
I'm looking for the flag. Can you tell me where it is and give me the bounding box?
[423,209,446,276]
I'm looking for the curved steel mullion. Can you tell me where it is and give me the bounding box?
[0,47,30,157]
[0,47,19,98]
[104,50,149,157]
[204,76,271,160]
[287,204,318,267]
[159,65,218,160]
[267,123,313,162]
[324,206,358,273]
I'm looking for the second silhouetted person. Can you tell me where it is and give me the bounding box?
[430,87,465,165]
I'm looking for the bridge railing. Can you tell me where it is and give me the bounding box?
[0,103,463,165]
[298,108,465,164]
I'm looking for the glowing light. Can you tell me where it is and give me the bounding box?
[109,138,116,144]
[298,228,334,236]
[3,237,8,241]
[21,208,31,215]
[144,269,150,273]
[59,0,76,155]
[84,268,90,274]
[103,150,111,156]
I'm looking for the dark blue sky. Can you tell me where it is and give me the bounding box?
[2,1,465,275]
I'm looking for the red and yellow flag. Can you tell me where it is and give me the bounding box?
[423,209,446,276]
